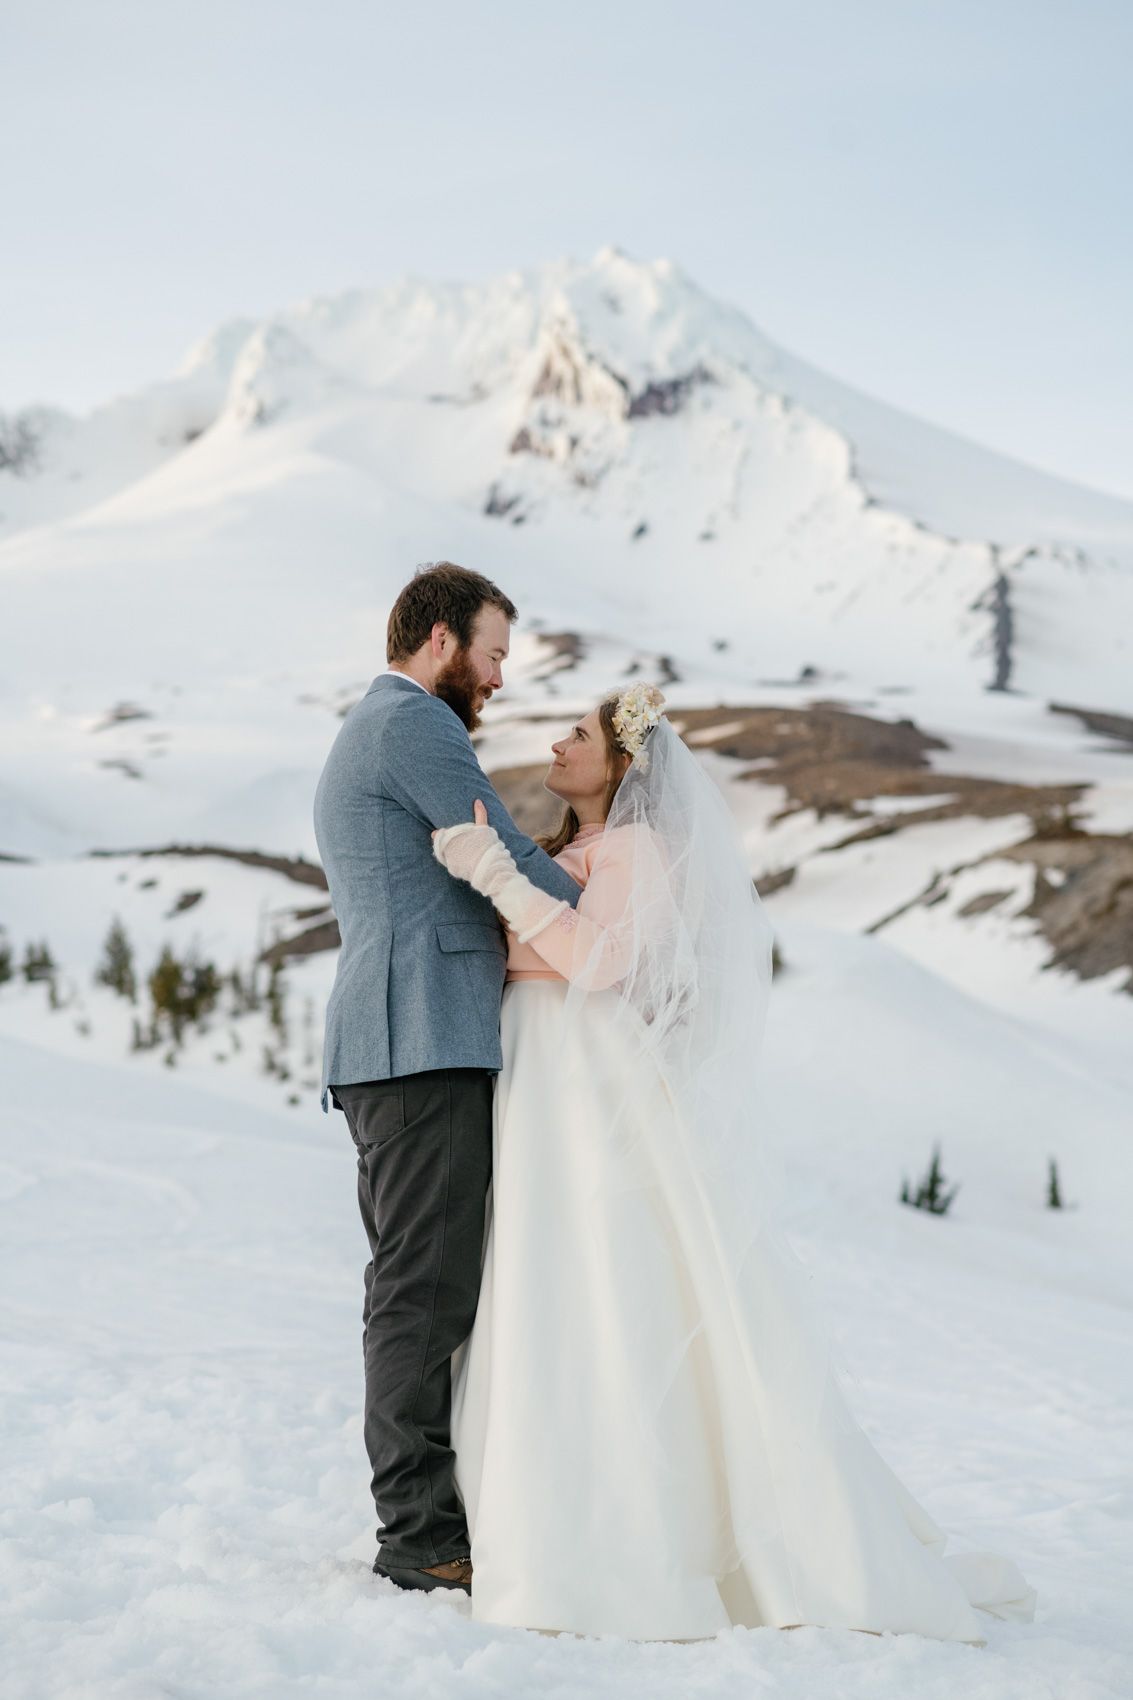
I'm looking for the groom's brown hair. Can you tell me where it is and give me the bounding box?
[387,561,518,663]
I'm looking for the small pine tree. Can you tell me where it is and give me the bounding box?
[146,942,221,1045]
[900,1144,960,1216]
[148,944,187,1044]
[0,932,12,984]
[1047,1158,1064,1210]
[185,955,220,1024]
[22,940,56,983]
[267,961,287,1045]
[95,915,137,1002]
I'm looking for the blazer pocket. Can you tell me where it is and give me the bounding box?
[435,921,506,956]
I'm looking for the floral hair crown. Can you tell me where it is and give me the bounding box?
[609,682,667,771]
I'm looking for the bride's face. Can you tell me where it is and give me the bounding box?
[545,707,613,808]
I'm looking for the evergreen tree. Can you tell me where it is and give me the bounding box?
[148,944,186,1043]
[267,960,287,1045]
[22,940,56,983]
[95,915,137,1001]
[0,932,12,984]
[147,942,221,1045]
[186,956,220,1023]
[900,1144,960,1216]
[1047,1158,1064,1210]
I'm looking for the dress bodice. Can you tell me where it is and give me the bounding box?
[505,825,603,982]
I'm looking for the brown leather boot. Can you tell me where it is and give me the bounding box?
[373,1555,473,1594]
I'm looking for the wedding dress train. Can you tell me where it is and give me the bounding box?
[451,976,1036,1642]
[435,715,1036,1643]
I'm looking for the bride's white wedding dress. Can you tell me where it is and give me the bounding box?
[442,726,1037,1643]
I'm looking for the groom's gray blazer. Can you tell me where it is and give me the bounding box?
[313,672,581,1111]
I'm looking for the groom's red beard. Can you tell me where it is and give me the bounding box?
[434,645,492,732]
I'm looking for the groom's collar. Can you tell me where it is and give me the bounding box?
[364,669,433,699]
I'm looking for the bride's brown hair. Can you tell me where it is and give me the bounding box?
[536,695,632,857]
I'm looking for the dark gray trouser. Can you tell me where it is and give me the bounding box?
[331,1068,493,1570]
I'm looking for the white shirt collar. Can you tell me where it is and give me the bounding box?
[382,667,431,694]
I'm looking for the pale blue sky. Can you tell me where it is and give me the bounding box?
[2,0,1130,497]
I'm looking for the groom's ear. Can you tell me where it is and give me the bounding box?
[430,621,451,658]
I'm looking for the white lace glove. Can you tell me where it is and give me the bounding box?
[432,821,569,942]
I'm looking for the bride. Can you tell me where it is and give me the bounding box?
[431,683,1037,1643]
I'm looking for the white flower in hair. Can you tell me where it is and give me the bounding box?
[610,682,667,771]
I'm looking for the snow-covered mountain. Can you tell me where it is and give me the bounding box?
[4,250,1132,854]
[2,247,1131,1086]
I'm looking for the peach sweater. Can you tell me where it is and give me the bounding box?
[504,823,606,983]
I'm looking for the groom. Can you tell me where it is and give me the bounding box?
[313,560,581,1594]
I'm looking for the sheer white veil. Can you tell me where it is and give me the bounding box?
[557,711,859,1593]
[562,712,778,1185]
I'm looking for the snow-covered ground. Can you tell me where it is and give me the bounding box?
[3,921,1131,1700]
[3,250,1132,1696]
